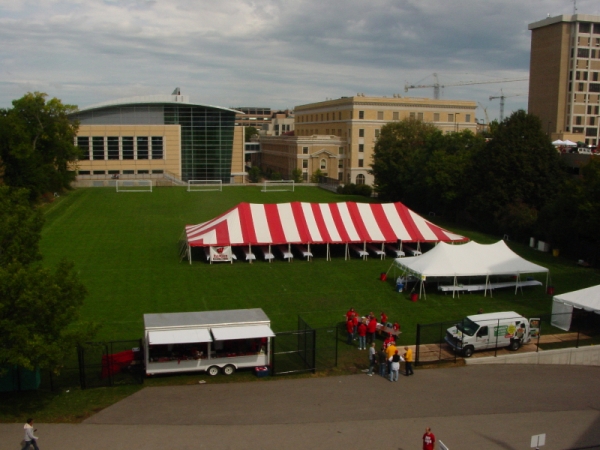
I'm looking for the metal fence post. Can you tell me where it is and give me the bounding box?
[415,324,421,366]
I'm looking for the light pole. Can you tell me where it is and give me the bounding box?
[455,113,460,133]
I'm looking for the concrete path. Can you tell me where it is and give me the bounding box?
[2,365,599,450]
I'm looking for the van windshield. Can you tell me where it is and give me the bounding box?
[457,318,479,336]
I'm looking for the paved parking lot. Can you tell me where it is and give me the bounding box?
[2,364,599,449]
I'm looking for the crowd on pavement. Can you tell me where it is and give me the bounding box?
[345,308,413,381]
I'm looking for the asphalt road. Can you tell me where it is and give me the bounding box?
[2,364,599,450]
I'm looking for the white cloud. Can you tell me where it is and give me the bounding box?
[0,0,599,121]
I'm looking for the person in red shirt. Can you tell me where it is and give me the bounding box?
[367,315,378,344]
[380,311,388,325]
[422,427,436,450]
[345,318,354,345]
[346,308,356,321]
[383,334,395,349]
[357,321,368,350]
[392,322,400,333]
[352,315,359,340]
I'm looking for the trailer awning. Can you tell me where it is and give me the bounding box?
[148,328,213,345]
[211,325,275,341]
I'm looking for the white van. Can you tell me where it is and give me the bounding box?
[445,311,540,357]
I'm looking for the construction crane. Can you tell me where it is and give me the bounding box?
[477,102,490,125]
[489,90,522,122]
[404,73,528,99]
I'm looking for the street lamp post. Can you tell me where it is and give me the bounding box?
[455,113,460,133]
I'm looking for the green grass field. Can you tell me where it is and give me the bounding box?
[3,185,599,423]
[40,186,600,344]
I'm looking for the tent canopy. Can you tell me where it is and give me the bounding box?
[394,240,549,277]
[185,202,468,247]
[563,139,578,146]
[551,285,600,331]
[552,139,566,146]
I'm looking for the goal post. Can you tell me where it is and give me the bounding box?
[261,180,295,192]
[187,180,223,192]
[115,179,153,192]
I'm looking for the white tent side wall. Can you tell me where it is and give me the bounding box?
[551,300,574,331]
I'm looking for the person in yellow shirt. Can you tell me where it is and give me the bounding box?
[385,342,397,375]
[404,346,414,376]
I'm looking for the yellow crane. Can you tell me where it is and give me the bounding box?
[404,73,528,99]
[477,102,490,125]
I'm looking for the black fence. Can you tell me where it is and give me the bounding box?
[415,311,600,366]
[78,339,144,389]
[271,316,338,376]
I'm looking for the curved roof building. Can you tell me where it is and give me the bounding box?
[70,91,244,185]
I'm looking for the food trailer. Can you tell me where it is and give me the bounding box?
[144,308,275,376]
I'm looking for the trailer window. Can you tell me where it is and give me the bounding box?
[457,318,479,336]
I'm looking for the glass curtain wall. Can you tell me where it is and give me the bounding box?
[165,106,235,182]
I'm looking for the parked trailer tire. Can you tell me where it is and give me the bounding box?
[207,366,220,376]
[509,340,521,351]
[223,365,236,376]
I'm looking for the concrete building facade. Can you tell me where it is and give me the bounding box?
[528,14,600,146]
[261,95,477,186]
[70,93,245,185]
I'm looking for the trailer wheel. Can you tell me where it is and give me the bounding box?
[462,346,474,358]
[509,340,521,351]
[207,366,220,376]
[223,365,235,376]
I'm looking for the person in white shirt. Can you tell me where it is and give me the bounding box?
[22,418,39,450]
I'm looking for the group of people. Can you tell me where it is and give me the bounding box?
[366,337,414,381]
[345,308,399,350]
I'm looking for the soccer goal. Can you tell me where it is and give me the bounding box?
[187,180,223,192]
[261,180,295,192]
[115,179,153,192]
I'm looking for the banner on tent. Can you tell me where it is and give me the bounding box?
[210,246,232,262]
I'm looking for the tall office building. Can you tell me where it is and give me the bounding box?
[528,14,600,146]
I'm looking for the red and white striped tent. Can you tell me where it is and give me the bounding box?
[184,202,467,263]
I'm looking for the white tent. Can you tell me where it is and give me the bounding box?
[563,139,578,146]
[552,139,566,146]
[393,241,549,298]
[551,285,600,331]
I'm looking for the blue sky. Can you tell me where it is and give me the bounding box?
[1,0,599,122]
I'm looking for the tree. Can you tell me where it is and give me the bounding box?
[465,110,565,237]
[370,118,442,202]
[291,168,303,183]
[0,187,97,375]
[247,166,261,183]
[245,126,259,142]
[0,92,80,199]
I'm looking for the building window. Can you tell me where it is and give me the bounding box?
[338,160,343,168]
[152,136,164,159]
[320,158,327,170]
[302,160,308,169]
[576,116,582,125]
[92,136,104,160]
[375,129,380,138]
[137,170,149,174]
[325,129,330,135]
[448,114,454,122]
[356,174,365,185]
[77,136,90,160]
[338,172,343,181]
[593,72,599,82]
[78,170,90,175]
[377,111,383,120]
[93,170,105,175]
[303,172,308,181]
[359,111,365,119]
[152,170,164,174]
[107,137,119,160]
[393,112,399,120]
[338,112,341,120]
[358,144,364,152]
[123,170,135,175]
[302,146,309,154]
[122,137,134,160]
[433,113,440,122]
[580,22,591,33]
[137,137,149,159]
[359,129,365,137]
[410,112,416,119]
[358,159,364,167]
[586,128,598,136]
[578,48,590,58]
[594,24,600,34]
[108,170,120,175]
[338,147,344,154]
[465,114,471,123]
[590,117,596,126]
[590,83,600,92]
[417,112,423,121]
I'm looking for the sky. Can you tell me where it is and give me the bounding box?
[1,0,600,122]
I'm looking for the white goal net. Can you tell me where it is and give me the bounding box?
[116,179,153,192]
[261,180,295,192]
[187,180,223,192]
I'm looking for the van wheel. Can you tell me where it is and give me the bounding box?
[223,365,235,376]
[462,346,474,358]
[509,340,521,351]
[207,366,220,376]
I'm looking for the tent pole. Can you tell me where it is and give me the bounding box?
[399,239,402,256]
[327,243,330,261]
[381,242,384,260]
[484,275,489,297]
[308,243,311,261]
[288,243,291,263]
[188,244,192,265]
[345,243,348,261]
[453,275,457,299]
[249,244,252,264]
[363,241,367,261]
[269,244,272,263]
[417,241,421,253]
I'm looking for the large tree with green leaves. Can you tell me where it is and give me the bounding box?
[370,118,442,202]
[465,110,565,237]
[0,187,96,375]
[0,92,80,199]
